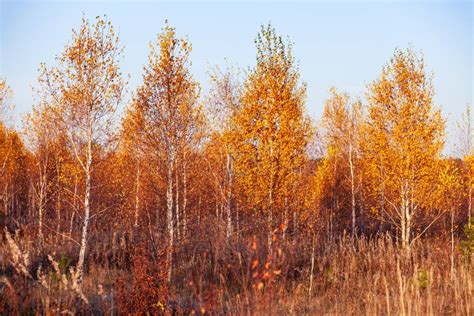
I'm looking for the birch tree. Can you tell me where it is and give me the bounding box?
[132,23,199,282]
[231,24,312,249]
[363,48,445,250]
[205,66,241,240]
[0,80,28,225]
[0,79,13,124]
[321,88,363,235]
[456,103,473,224]
[24,107,55,243]
[37,16,125,287]
[0,79,13,197]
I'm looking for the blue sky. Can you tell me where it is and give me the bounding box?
[1,1,472,153]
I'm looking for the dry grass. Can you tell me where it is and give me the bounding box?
[0,222,473,314]
[289,235,473,315]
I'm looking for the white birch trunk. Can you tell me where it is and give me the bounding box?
[175,161,180,241]
[309,233,315,298]
[56,157,61,244]
[182,153,188,237]
[225,153,233,240]
[400,182,411,251]
[37,152,49,244]
[76,131,92,286]
[166,158,174,282]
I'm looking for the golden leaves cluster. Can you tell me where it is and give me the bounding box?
[230,24,312,213]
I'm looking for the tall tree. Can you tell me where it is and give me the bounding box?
[37,16,125,287]
[0,78,13,123]
[120,104,145,228]
[0,125,28,226]
[321,88,363,235]
[24,107,54,243]
[205,66,241,240]
[456,103,473,224]
[363,48,445,250]
[231,24,312,249]
[0,79,13,183]
[0,79,28,227]
[132,23,200,282]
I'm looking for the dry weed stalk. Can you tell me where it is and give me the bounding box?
[4,229,31,278]
[3,228,89,305]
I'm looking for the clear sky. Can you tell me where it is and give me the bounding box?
[1,0,472,153]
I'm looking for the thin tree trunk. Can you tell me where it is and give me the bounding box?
[175,161,180,241]
[134,163,141,227]
[56,156,61,244]
[69,176,78,236]
[76,134,92,286]
[182,153,188,237]
[166,159,174,282]
[309,233,315,299]
[450,210,455,278]
[268,143,275,252]
[379,159,386,235]
[38,186,44,244]
[293,210,298,236]
[225,153,232,240]
[29,185,34,223]
[236,203,240,240]
[400,182,411,251]
[283,197,288,240]
[349,143,356,235]
[198,195,201,226]
[468,182,472,226]
[38,154,48,244]
[359,174,365,233]
[56,191,61,244]
[268,186,273,252]
[330,156,337,241]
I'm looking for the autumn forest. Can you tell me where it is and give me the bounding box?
[0,16,473,314]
